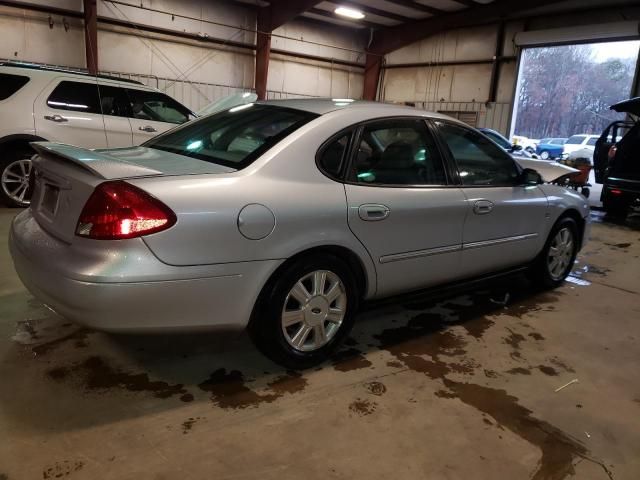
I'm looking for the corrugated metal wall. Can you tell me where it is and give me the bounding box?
[413,101,512,135]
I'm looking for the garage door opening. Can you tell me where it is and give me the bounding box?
[510,40,640,146]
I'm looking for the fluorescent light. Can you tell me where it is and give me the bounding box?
[332,98,354,102]
[334,6,365,19]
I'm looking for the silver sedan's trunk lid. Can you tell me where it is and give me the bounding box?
[29,142,234,244]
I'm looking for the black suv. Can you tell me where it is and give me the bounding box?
[594,98,640,219]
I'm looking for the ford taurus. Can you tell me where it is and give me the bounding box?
[9,99,590,367]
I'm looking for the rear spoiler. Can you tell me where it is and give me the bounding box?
[30,142,163,179]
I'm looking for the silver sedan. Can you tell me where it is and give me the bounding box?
[9,99,590,368]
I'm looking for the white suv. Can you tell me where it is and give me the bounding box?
[562,134,599,158]
[0,62,196,207]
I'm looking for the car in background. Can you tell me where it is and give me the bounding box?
[563,134,598,158]
[0,62,197,207]
[478,128,539,159]
[593,97,640,219]
[9,99,590,368]
[511,135,538,153]
[536,138,566,160]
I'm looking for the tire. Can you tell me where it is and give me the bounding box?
[540,150,550,160]
[529,217,579,289]
[603,195,628,219]
[248,253,359,369]
[0,146,34,208]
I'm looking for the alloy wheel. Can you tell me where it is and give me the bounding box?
[281,270,347,352]
[547,227,574,280]
[1,158,32,206]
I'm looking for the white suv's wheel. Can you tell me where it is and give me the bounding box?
[0,154,33,208]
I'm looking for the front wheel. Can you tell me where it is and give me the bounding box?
[540,150,550,160]
[529,217,578,289]
[249,254,359,369]
[0,148,34,208]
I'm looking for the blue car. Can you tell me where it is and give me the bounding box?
[536,138,566,160]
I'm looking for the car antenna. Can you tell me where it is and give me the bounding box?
[85,26,109,148]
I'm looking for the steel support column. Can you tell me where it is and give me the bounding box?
[83,0,98,74]
[363,53,382,101]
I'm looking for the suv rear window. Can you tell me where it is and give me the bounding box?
[145,104,317,170]
[0,73,30,100]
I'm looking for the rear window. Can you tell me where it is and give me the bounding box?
[0,73,30,100]
[566,135,586,145]
[144,104,318,170]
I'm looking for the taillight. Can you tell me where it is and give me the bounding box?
[608,145,617,160]
[76,181,176,240]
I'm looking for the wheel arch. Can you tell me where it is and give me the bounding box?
[557,208,586,250]
[268,245,371,301]
[0,134,47,153]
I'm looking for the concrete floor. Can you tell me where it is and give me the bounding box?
[1,207,639,480]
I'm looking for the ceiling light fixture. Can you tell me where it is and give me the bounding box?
[334,6,365,20]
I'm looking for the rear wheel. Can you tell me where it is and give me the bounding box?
[249,254,359,369]
[529,217,578,289]
[0,147,34,208]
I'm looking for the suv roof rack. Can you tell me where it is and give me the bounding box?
[0,61,144,86]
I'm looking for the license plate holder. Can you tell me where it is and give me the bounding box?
[41,184,60,215]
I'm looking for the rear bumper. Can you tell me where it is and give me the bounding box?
[601,179,640,203]
[9,210,282,332]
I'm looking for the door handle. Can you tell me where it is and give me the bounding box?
[473,200,494,215]
[44,114,68,123]
[358,204,390,221]
[139,125,157,133]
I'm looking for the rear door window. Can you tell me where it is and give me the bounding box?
[0,73,30,100]
[586,137,598,146]
[351,119,447,186]
[47,81,130,116]
[126,89,193,124]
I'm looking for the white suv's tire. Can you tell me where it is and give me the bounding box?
[0,148,33,208]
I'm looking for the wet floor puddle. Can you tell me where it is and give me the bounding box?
[372,301,611,480]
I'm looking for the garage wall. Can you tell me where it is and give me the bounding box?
[380,5,640,135]
[0,0,366,110]
[267,19,365,99]
[380,23,518,134]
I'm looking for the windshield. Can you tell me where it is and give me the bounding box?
[144,104,318,169]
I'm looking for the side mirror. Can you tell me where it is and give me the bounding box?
[520,168,543,185]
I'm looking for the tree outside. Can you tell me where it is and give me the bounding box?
[513,41,639,140]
